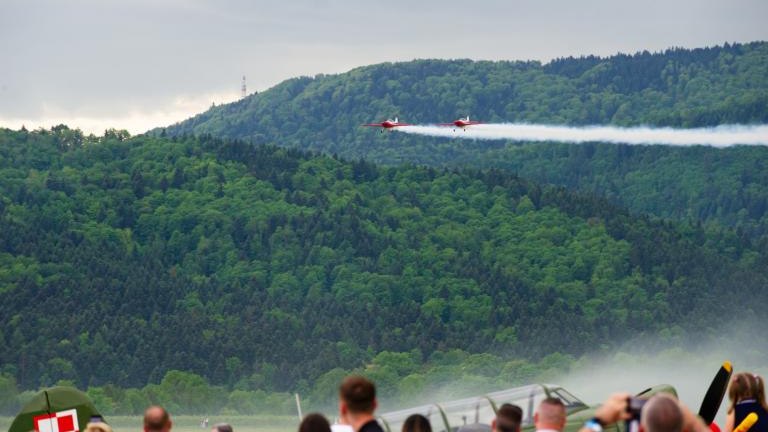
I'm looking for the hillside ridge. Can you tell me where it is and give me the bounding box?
[159,41,768,237]
[1,127,766,394]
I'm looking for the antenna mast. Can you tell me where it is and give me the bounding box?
[241,76,247,99]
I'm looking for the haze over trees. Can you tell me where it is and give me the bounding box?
[1,127,767,414]
[161,42,768,238]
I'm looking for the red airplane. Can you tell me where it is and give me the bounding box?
[439,115,482,131]
[362,117,412,132]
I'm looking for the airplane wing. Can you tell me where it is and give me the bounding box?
[362,124,383,127]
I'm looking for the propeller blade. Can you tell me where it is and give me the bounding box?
[698,361,733,425]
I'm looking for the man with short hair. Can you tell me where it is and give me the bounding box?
[143,406,172,432]
[493,403,523,432]
[535,398,567,432]
[339,376,384,432]
[642,395,684,432]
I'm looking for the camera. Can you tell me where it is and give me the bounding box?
[625,397,648,432]
[627,397,647,419]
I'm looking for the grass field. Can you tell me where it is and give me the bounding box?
[0,415,301,432]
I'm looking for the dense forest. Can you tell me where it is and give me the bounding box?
[1,127,767,414]
[160,42,768,237]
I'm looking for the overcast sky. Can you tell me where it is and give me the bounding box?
[1,0,766,134]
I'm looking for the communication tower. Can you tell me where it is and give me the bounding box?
[241,76,247,99]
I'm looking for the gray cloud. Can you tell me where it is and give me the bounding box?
[1,0,766,133]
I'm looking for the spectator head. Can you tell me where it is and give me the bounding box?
[456,425,491,432]
[212,424,233,432]
[493,404,522,432]
[84,423,112,432]
[640,394,683,432]
[339,376,378,417]
[728,372,768,413]
[402,414,432,432]
[143,406,172,432]
[299,413,331,432]
[534,398,566,432]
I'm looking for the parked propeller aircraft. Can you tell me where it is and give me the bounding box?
[377,361,732,432]
[377,383,675,432]
[440,116,482,131]
[362,117,412,132]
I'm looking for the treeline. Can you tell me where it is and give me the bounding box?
[4,344,764,416]
[1,127,767,395]
[0,348,576,416]
[160,41,768,236]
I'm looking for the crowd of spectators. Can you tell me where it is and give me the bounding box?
[110,372,765,432]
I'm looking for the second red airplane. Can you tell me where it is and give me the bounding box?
[440,115,482,131]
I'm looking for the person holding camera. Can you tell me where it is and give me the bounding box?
[579,393,708,432]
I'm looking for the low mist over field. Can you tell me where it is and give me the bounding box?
[383,323,767,425]
[559,353,765,424]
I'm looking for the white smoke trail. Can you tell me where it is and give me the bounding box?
[396,124,768,147]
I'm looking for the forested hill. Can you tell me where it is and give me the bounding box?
[160,41,768,236]
[1,127,767,393]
